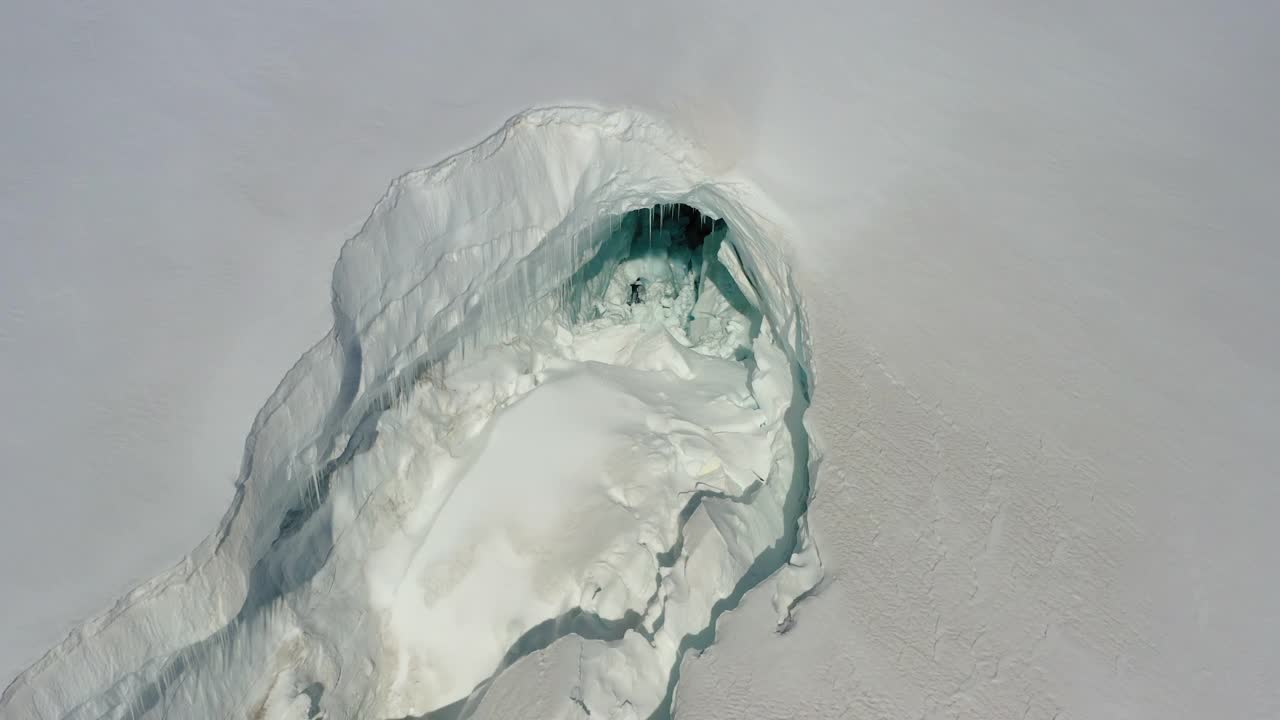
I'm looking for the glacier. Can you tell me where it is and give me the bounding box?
[6,4,1279,718]
[0,108,821,720]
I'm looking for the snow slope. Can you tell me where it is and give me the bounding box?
[3,2,1278,718]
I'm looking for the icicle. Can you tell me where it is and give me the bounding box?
[648,206,654,253]
[294,466,305,508]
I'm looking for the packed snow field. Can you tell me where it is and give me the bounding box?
[0,110,820,719]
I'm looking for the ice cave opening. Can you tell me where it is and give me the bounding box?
[560,204,747,351]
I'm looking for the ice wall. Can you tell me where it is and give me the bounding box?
[0,108,820,719]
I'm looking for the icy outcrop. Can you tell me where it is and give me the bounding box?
[0,108,820,719]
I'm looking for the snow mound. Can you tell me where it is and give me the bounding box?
[1,107,821,719]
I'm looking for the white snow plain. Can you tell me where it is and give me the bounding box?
[3,2,1279,719]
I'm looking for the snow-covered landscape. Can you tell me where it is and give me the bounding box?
[2,3,1277,719]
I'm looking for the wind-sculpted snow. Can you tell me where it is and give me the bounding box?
[0,108,820,719]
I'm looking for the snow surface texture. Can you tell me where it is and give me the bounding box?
[0,110,821,720]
